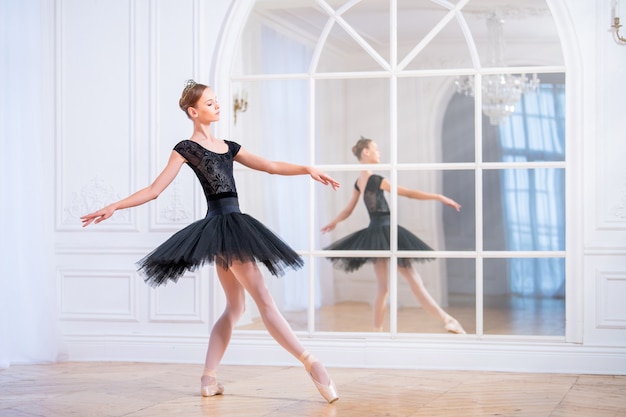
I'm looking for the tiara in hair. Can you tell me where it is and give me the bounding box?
[182,79,197,98]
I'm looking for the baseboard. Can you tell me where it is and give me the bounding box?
[62,332,626,375]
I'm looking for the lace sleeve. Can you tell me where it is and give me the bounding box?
[226,140,241,158]
[173,140,203,166]
[366,175,383,192]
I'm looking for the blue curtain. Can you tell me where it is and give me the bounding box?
[498,78,566,298]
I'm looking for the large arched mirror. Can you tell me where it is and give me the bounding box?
[224,0,565,337]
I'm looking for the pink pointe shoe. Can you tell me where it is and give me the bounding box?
[444,316,467,334]
[298,351,339,403]
[200,368,224,397]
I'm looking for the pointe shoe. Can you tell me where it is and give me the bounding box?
[444,316,466,334]
[200,368,224,397]
[298,351,339,403]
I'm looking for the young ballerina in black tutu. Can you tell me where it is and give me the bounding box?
[81,80,339,403]
[321,137,466,334]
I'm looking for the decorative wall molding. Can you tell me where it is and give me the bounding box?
[596,270,626,328]
[159,179,192,222]
[595,0,626,234]
[56,0,137,231]
[148,0,201,232]
[63,176,130,226]
[611,173,626,220]
[149,273,205,323]
[59,270,139,322]
[55,246,153,255]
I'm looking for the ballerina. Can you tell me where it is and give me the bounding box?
[81,80,339,403]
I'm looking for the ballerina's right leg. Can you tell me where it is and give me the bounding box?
[373,259,390,331]
[397,264,466,334]
[227,260,337,402]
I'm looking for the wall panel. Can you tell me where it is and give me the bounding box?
[58,0,137,230]
[59,270,138,321]
[150,0,202,232]
[149,274,205,323]
[596,271,626,329]
[54,0,221,350]
[585,0,626,248]
[584,256,626,346]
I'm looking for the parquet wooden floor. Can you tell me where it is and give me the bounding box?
[1,362,625,416]
[239,299,565,336]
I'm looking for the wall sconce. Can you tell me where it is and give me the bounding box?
[233,90,248,125]
[611,0,626,44]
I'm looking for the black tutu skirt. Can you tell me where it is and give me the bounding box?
[325,214,434,273]
[137,198,303,287]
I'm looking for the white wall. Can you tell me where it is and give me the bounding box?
[47,0,626,373]
[54,0,233,362]
[578,0,626,348]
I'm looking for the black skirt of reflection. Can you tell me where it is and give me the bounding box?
[324,213,435,273]
[137,197,304,287]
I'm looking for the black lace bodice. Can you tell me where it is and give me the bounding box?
[355,174,390,217]
[173,140,241,201]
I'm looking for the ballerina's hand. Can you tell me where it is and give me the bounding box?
[440,195,461,212]
[81,206,115,227]
[310,169,340,190]
[320,222,336,234]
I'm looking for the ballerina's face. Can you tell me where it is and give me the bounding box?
[190,88,220,124]
[362,141,380,164]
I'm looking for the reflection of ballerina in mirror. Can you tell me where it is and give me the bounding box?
[321,137,466,334]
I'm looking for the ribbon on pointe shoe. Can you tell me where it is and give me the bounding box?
[201,368,224,397]
[298,351,339,403]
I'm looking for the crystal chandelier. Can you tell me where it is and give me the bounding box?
[455,13,540,125]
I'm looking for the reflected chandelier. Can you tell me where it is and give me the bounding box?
[455,13,540,125]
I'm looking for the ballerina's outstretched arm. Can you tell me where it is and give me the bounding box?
[379,178,461,212]
[233,147,340,190]
[81,151,186,227]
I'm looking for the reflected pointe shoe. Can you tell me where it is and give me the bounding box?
[444,316,467,334]
[298,351,339,403]
[200,368,224,397]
